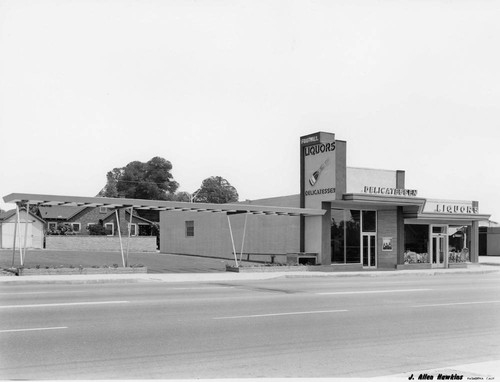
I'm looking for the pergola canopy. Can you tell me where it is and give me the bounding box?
[3,193,325,217]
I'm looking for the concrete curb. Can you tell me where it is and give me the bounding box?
[0,266,498,285]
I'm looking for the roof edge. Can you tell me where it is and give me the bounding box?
[3,193,325,217]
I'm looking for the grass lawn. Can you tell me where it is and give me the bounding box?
[0,250,231,273]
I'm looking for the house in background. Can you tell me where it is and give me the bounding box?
[38,206,87,235]
[0,208,46,249]
[38,206,157,237]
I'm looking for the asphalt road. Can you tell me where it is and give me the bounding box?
[1,273,499,379]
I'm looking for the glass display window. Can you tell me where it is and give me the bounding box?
[332,209,376,265]
[404,224,429,264]
[448,225,470,263]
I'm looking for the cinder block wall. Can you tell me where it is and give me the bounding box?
[377,209,398,268]
[46,236,157,252]
[160,210,300,260]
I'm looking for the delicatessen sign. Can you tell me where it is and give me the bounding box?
[363,186,418,197]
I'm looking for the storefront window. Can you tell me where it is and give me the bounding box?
[346,210,361,263]
[404,225,429,263]
[331,209,345,263]
[331,209,361,264]
[448,225,470,263]
[362,211,376,232]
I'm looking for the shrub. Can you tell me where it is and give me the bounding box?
[46,223,75,236]
[87,224,108,235]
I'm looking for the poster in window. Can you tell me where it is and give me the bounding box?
[382,237,393,251]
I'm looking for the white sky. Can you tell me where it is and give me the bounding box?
[0,0,499,221]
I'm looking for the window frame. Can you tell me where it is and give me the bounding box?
[70,222,81,233]
[104,222,114,236]
[128,223,138,237]
[185,220,194,237]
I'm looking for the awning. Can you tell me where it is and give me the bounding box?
[404,212,491,222]
[341,193,490,222]
[342,193,427,208]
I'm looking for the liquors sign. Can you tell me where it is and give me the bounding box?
[424,199,479,214]
[301,132,336,208]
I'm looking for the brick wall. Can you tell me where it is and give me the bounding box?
[377,209,398,268]
[46,236,157,252]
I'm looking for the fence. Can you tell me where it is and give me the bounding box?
[45,236,157,252]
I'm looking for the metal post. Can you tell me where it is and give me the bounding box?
[125,207,133,267]
[22,203,30,266]
[16,205,24,267]
[227,214,238,267]
[11,208,18,267]
[239,213,248,262]
[115,209,126,267]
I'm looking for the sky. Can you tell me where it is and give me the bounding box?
[0,0,499,221]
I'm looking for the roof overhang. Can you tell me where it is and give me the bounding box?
[404,213,491,222]
[342,193,426,208]
[342,193,490,222]
[3,193,325,217]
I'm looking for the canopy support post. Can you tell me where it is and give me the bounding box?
[16,204,24,267]
[126,207,133,267]
[115,209,126,267]
[227,214,238,267]
[239,213,248,263]
[11,206,18,267]
[22,202,29,266]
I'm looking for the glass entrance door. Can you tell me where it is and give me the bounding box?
[431,225,448,268]
[362,234,376,268]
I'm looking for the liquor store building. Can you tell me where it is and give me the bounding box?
[3,132,491,270]
[161,132,490,269]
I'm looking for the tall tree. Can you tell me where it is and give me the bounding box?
[194,176,238,204]
[99,157,179,200]
[99,169,121,198]
[171,191,191,202]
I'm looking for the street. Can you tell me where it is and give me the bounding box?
[1,273,499,379]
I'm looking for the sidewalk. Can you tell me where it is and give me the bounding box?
[0,259,498,285]
[480,254,500,266]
